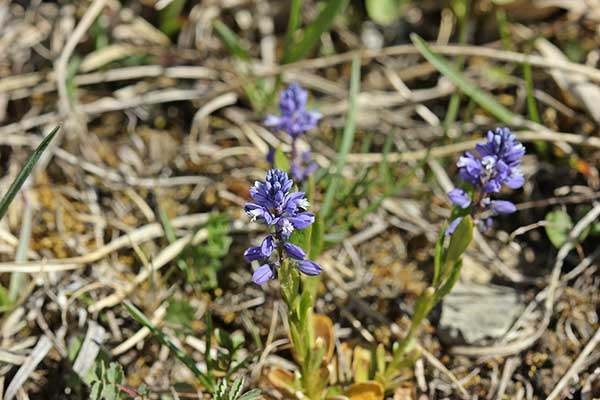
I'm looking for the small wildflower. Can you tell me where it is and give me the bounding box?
[264,84,321,139]
[447,128,525,235]
[265,84,321,182]
[244,169,322,284]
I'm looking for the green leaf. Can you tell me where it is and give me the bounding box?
[215,328,233,351]
[106,363,123,385]
[321,56,360,219]
[284,0,350,63]
[90,381,103,400]
[214,21,251,62]
[0,126,60,221]
[215,379,228,400]
[365,0,406,25]
[102,384,118,400]
[410,34,517,124]
[228,376,244,400]
[434,259,463,305]
[445,216,473,267]
[8,199,33,302]
[159,0,186,35]
[273,147,290,172]
[523,62,540,124]
[205,312,214,379]
[157,201,190,274]
[237,389,262,400]
[123,301,214,390]
[282,0,302,64]
[95,360,106,382]
[432,223,446,287]
[545,210,573,248]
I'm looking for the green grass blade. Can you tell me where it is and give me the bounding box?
[523,62,540,123]
[410,34,517,124]
[0,126,60,222]
[159,0,187,35]
[321,56,360,219]
[8,200,32,302]
[282,0,302,64]
[156,201,190,274]
[123,300,214,390]
[284,0,349,63]
[214,21,251,62]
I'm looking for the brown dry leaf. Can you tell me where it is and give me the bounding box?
[267,368,297,396]
[313,314,335,363]
[345,381,384,400]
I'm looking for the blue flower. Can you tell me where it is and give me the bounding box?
[296,260,322,276]
[264,84,321,139]
[244,169,322,284]
[447,128,525,234]
[491,200,517,215]
[448,188,471,209]
[456,128,525,194]
[253,264,275,285]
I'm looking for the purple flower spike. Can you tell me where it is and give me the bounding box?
[244,169,317,285]
[447,127,525,234]
[448,188,471,209]
[491,200,517,215]
[264,84,321,139]
[253,264,274,285]
[296,260,322,276]
[456,128,525,194]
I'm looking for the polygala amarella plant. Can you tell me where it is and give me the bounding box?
[245,83,527,399]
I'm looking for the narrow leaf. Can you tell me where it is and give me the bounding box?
[284,0,349,63]
[214,21,251,62]
[123,301,214,390]
[321,56,360,219]
[410,34,517,124]
[274,147,290,172]
[0,126,60,221]
[445,215,473,267]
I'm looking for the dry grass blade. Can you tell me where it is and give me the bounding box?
[72,322,106,379]
[4,336,53,400]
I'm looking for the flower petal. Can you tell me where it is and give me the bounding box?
[284,242,306,260]
[252,264,274,285]
[244,246,263,262]
[261,235,274,257]
[491,200,516,215]
[448,188,471,209]
[296,260,322,276]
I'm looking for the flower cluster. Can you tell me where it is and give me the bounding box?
[244,169,322,284]
[447,127,525,234]
[265,84,321,181]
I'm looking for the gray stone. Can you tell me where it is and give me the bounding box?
[437,282,523,346]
